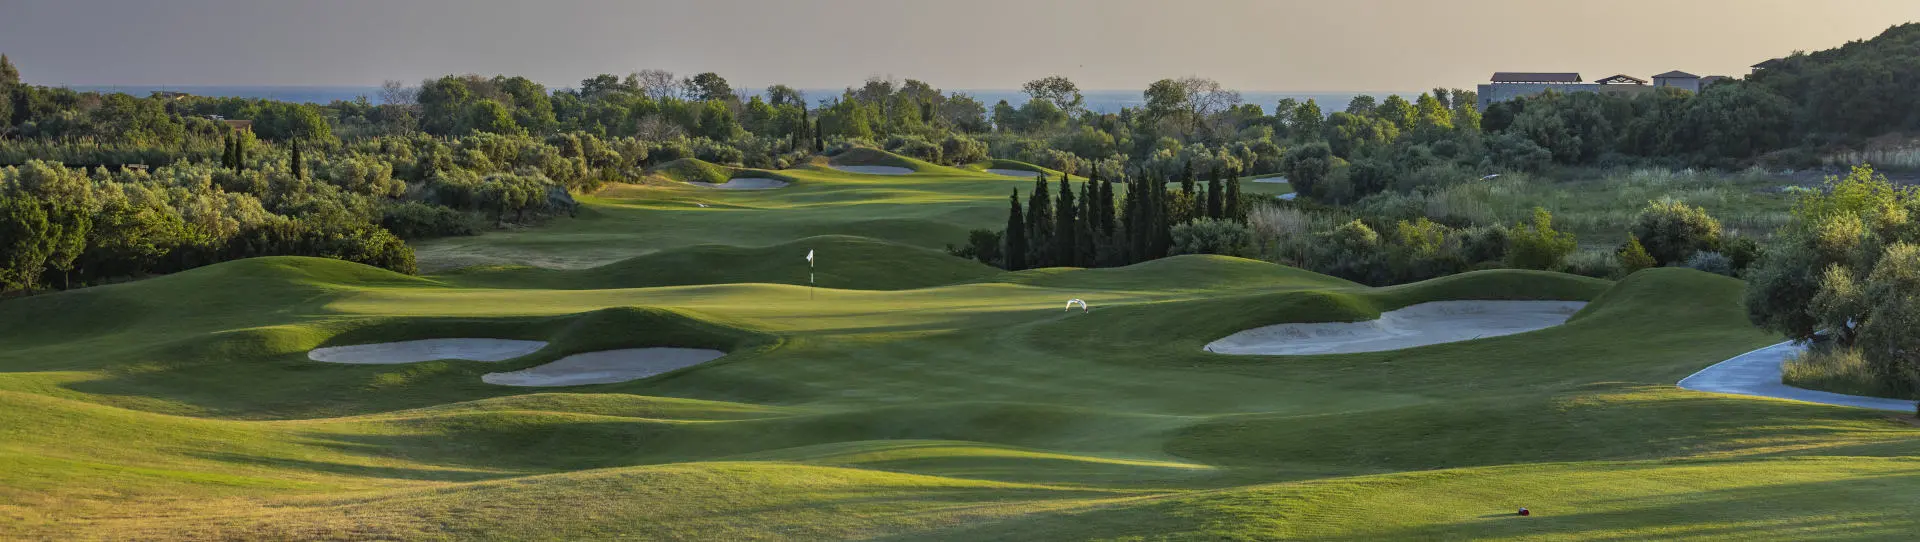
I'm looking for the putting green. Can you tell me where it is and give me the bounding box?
[2,151,1913,540]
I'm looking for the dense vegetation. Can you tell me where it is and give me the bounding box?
[1746,166,1920,398]
[5,23,1920,295]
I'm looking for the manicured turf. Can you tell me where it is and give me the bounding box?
[3,150,1914,540]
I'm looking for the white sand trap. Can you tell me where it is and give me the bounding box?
[1277,193,1298,201]
[830,165,914,175]
[985,168,1041,178]
[482,348,727,387]
[688,178,789,190]
[1252,176,1289,184]
[309,339,548,364]
[1204,300,1587,355]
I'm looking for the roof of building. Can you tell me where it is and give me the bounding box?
[1595,74,1649,85]
[222,119,254,131]
[1752,58,1785,69]
[1490,72,1582,83]
[1653,70,1700,79]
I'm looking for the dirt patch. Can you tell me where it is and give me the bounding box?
[482,348,728,386]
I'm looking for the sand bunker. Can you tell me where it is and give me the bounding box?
[1204,301,1587,355]
[309,339,548,364]
[985,168,1041,178]
[1252,176,1289,184]
[1277,193,1298,201]
[482,348,727,387]
[688,178,789,190]
[830,165,914,175]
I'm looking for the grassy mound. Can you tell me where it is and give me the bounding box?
[646,158,800,186]
[437,235,999,290]
[994,254,1358,292]
[965,159,1071,179]
[825,147,941,172]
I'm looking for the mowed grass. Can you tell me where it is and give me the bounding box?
[3,151,1917,540]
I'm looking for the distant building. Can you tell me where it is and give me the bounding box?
[1478,69,1730,109]
[1653,71,1702,92]
[1751,58,1785,74]
[221,119,254,132]
[1478,72,1597,110]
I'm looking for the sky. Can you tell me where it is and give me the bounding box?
[3,0,1918,92]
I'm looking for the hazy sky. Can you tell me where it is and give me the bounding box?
[4,0,1918,91]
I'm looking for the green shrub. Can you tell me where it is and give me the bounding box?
[1630,199,1723,265]
[1566,249,1622,279]
[1171,218,1253,257]
[1684,251,1735,276]
[1506,207,1576,271]
[1618,235,1656,275]
[380,201,477,240]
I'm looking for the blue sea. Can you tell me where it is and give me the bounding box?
[68,85,1417,115]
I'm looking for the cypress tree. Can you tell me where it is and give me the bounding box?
[1026,174,1053,267]
[1093,168,1115,238]
[291,139,305,181]
[1055,174,1076,266]
[1206,166,1224,219]
[813,118,825,153]
[1004,189,1028,270]
[1076,180,1097,266]
[1180,159,1195,197]
[234,133,248,172]
[222,132,235,170]
[1224,167,1243,220]
[1191,183,1207,223]
[1122,174,1141,263]
[1152,179,1173,258]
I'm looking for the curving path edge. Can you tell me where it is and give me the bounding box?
[1678,341,1916,412]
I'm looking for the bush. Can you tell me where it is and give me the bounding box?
[1630,199,1723,265]
[1565,249,1622,279]
[1618,235,1656,275]
[939,134,988,166]
[1171,218,1253,257]
[1506,208,1575,271]
[380,201,477,240]
[1305,219,1388,284]
[1683,251,1735,276]
[884,135,942,164]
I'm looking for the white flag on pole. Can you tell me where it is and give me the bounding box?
[806,249,815,267]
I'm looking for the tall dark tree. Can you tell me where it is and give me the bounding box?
[1004,189,1028,270]
[290,139,305,181]
[1055,174,1077,267]
[221,132,235,170]
[812,118,825,153]
[1026,174,1054,267]
[1093,168,1115,238]
[1075,180,1097,266]
[1180,159,1196,197]
[1206,166,1224,219]
[1123,174,1144,263]
[1224,167,1243,220]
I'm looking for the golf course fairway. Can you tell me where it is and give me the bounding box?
[3,155,1917,540]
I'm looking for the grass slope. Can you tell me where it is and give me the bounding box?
[438,235,999,291]
[2,158,1911,539]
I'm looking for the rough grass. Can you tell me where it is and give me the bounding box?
[1420,168,1798,246]
[1783,346,1914,400]
[2,163,1912,540]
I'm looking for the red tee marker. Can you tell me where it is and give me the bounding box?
[1518,508,1531,516]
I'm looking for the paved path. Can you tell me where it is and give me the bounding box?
[1678,341,1916,412]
